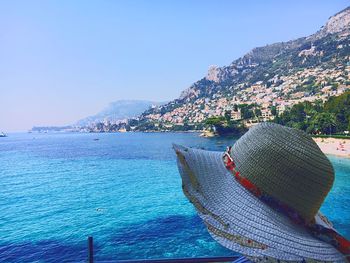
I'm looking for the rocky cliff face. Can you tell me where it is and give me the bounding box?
[323,7,350,35]
[205,65,239,83]
[206,65,221,82]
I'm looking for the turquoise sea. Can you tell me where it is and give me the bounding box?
[0,132,349,262]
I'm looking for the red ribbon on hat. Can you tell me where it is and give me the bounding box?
[223,147,350,261]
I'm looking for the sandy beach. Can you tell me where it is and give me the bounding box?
[313,137,350,158]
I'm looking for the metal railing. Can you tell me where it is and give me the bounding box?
[87,237,239,263]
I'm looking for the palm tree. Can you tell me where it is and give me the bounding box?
[313,112,337,135]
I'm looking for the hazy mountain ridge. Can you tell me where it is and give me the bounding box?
[76,100,165,126]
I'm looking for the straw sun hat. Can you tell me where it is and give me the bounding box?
[173,122,350,262]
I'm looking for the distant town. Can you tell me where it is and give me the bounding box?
[143,63,350,128]
[32,62,350,135]
[32,7,350,136]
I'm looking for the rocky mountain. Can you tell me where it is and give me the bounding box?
[76,100,165,126]
[316,6,350,37]
[139,6,350,129]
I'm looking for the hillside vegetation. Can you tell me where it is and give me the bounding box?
[132,7,350,134]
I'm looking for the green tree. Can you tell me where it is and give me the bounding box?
[204,116,246,136]
[254,109,262,117]
[324,91,350,132]
[271,106,277,116]
[205,116,225,126]
[239,104,254,119]
[312,112,337,135]
[224,110,232,123]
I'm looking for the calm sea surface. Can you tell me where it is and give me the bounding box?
[0,132,349,262]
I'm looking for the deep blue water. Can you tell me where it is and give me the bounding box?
[0,132,349,262]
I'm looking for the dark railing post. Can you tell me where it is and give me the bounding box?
[88,236,94,263]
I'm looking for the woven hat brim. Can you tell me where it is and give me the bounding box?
[173,144,344,262]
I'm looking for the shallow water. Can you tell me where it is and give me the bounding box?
[0,132,349,262]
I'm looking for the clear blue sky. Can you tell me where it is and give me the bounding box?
[1,0,349,131]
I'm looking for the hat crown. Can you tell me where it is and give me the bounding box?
[231,122,334,222]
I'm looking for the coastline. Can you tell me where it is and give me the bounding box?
[313,137,350,158]
[24,129,350,159]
